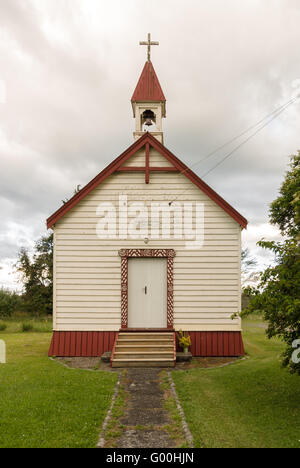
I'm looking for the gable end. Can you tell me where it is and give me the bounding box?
[47,132,247,229]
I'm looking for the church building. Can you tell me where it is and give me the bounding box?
[48,35,247,367]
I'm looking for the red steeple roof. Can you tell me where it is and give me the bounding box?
[131,61,166,103]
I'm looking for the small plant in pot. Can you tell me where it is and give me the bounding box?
[177,330,191,354]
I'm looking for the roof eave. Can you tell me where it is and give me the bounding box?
[47,132,247,230]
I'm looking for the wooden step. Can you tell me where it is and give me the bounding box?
[119,332,174,336]
[116,345,173,352]
[118,339,173,343]
[114,352,174,359]
[111,332,176,368]
[117,339,173,345]
[118,333,173,339]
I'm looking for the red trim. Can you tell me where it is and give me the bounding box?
[176,331,245,357]
[145,142,150,184]
[148,136,248,229]
[48,331,117,357]
[47,135,149,229]
[47,132,247,229]
[118,249,175,329]
[117,166,145,172]
[110,332,119,367]
[48,330,245,357]
[148,167,179,172]
[116,166,179,172]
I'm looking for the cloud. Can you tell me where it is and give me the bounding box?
[0,0,300,288]
[242,223,282,269]
[0,259,22,291]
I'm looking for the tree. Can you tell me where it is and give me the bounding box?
[0,289,22,317]
[245,152,300,374]
[269,152,300,239]
[16,232,53,316]
[15,186,81,316]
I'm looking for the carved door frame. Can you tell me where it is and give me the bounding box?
[118,249,176,329]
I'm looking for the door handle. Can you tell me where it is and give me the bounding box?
[144,286,147,295]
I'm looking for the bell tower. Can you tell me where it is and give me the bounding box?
[131,34,166,144]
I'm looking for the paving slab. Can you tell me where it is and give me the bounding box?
[116,368,175,448]
[117,429,173,448]
[120,407,170,427]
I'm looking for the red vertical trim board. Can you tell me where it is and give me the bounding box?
[145,143,150,184]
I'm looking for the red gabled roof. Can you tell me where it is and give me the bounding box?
[47,132,247,230]
[131,61,166,103]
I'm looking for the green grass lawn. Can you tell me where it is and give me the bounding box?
[0,330,117,448]
[172,317,300,448]
[0,316,53,333]
[2,317,300,448]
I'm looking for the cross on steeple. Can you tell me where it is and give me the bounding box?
[139,33,159,62]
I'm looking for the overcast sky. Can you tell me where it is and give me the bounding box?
[0,0,299,290]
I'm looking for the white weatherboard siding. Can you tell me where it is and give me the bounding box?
[123,148,173,167]
[53,147,242,332]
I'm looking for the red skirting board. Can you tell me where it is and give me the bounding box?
[177,331,245,357]
[48,331,118,357]
[48,331,244,357]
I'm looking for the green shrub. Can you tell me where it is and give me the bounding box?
[0,289,22,317]
[0,322,7,331]
[21,322,33,332]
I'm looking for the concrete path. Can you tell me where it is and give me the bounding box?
[116,368,175,448]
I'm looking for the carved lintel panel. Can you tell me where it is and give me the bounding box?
[118,249,175,329]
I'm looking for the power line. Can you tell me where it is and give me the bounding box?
[181,94,299,176]
[200,97,298,179]
[169,93,299,205]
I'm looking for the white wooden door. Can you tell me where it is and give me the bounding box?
[128,258,167,328]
